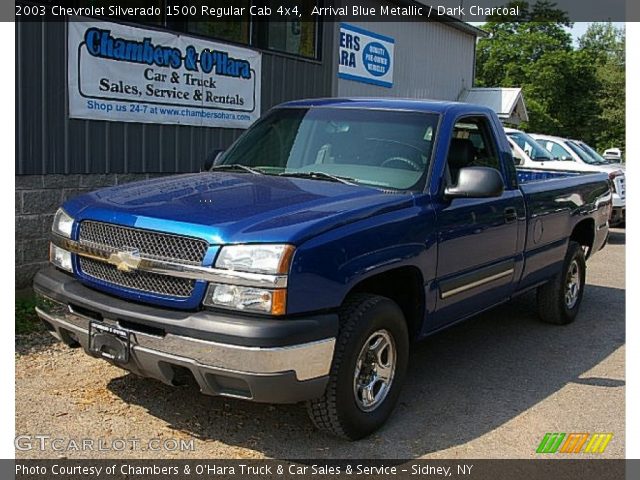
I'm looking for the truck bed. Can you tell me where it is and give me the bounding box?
[517,168,610,211]
[512,167,610,291]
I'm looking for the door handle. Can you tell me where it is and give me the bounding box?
[504,207,518,223]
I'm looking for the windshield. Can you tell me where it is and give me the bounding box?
[575,141,611,165]
[506,131,553,161]
[219,107,440,191]
[566,140,602,165]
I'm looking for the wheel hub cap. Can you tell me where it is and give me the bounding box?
[353,330,397,412]
[565,259,581,309]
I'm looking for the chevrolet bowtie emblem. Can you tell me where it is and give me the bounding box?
[107,249,142,272]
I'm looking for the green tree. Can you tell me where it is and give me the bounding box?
[475,2,608,146]
[476,0,572,86]
[578,23,625,153]
[578,22,624,63]
[522,49,600,141]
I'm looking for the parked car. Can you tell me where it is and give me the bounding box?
[603,148,623,163]
[575,141,621,167]
[34,99,611,440]
[531,134,625,226]
[504,128,558,168]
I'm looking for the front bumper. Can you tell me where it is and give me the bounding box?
[33,267,337,403]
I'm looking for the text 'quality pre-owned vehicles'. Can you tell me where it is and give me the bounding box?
[34,99,611,439]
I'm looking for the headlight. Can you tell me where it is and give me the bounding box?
[50,243,73,272]
[52,208,74,238]
[215,244,294,274]
[203,283,287,315]
[208,244,294,315]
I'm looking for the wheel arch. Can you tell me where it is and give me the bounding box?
[345,266,426,340]
[570,218,596,258]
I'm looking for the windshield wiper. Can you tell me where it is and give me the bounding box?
[209,164,263,175]
[278,171,356,185]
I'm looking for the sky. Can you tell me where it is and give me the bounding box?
[470,21,626,44]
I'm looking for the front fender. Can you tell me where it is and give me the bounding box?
[286,203,437,315]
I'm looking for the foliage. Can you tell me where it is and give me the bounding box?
[578,23,626,153]
[476,2,625,153]
[16,296,42,335]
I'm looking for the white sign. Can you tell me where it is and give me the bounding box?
[338,23,394,88]
[68,19,261,128]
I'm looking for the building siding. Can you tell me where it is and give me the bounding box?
[335,1,476,100]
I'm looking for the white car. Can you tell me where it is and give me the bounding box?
[504,128,559,168]
[603,147,623,162]
[530,133,626,226]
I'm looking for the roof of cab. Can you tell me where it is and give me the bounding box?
[276,97,497,116]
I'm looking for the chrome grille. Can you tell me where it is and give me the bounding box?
[79,257,195,298]
[77,221,208,298]
[79,221,208,265]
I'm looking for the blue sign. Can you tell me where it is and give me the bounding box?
[362,42,391,77]
[338,24,394,88]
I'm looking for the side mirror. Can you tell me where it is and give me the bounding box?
[445,167,504,199]
[202,149,225,171]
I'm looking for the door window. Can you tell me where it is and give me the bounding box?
[446,117,500,186]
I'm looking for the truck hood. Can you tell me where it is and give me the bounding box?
[63,172,415,245]
[595,163,625,173]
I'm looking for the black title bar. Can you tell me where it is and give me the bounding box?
[8,459,637,480]
[12,0,635,23]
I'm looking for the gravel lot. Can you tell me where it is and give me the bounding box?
[15,229,625,459]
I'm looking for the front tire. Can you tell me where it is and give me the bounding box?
[306,294,409,440]
[537,241,586,325]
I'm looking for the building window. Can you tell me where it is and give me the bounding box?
[257,20,317,58]
[185,20,251,45]
[71,0,319,60]
[183,0,251,44]
[252,0,318,59]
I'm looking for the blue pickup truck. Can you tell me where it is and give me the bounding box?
[34,99,611,439]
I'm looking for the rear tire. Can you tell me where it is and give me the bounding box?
[306,294,409,440]
[537,241,586,325]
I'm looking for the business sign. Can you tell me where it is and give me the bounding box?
[338,23,394,88]
[68,19,261,128]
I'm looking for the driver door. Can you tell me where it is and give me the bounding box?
[431,116,524,330]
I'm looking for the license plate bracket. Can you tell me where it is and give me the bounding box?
[88,322,130,364]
